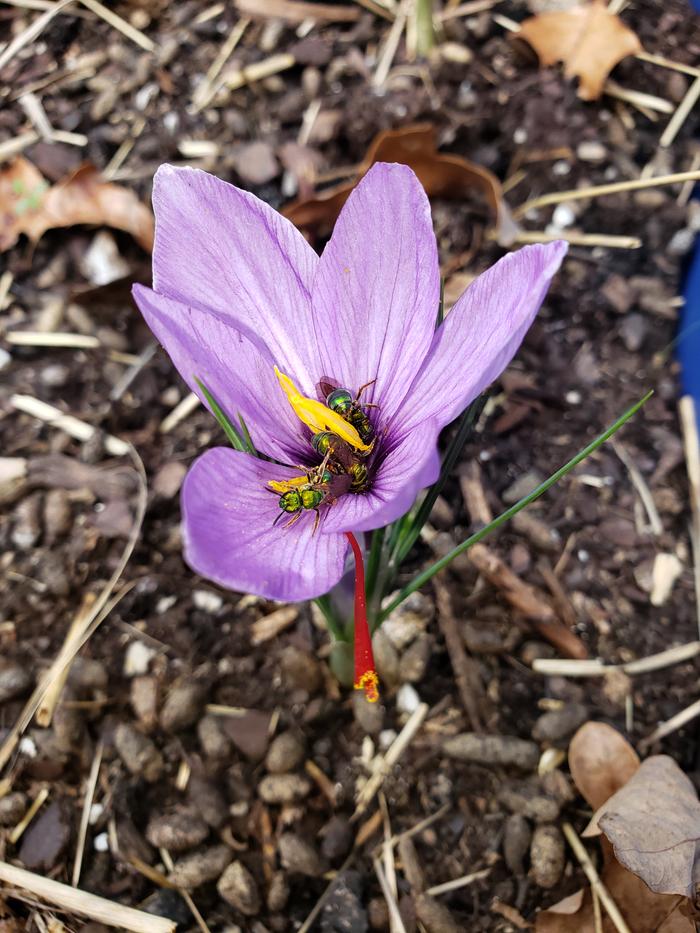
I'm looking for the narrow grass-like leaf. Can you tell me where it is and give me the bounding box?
[393,393,486,569]
[238,414,258,456]
[314,594,346,642]
[365,526,385,605]
[435,277,445,328]
[375,390,653,627]
[195,378,247,452]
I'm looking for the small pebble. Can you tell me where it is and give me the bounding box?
[267,871,290,911]
[0,662,32,703]
[396,683,420,715]
[114,723,163,782]
[414,893,462,933]
[530,824,565,888]
[19,801,70,871]
[188,774,228,828]
[130,676,159,730]
[443,733,539,770]
[217,860,261,915]
[503,813,532,875]
[532,703,589,745]
[461,622,503,654]
[279,832,326,877]
[258,774,311,804]
[12,494,41,549]
[168,844,232,889]
[321,816,353,861]
[265,731,305,774]
[0,792,27,826]
[502,471,544,505]
[197,715,232,760]
[576,140,606,162]
[280,646,322,694]
[146,809,209,852]
[93,833,109,852]
[353,690,385,735]
[372,630,400,687]
[499,782,561,822]
[123,641,155,677]
[381,591,433,650]
[160,681,207,732]
[321,872,368,933]
[192,589,223,613]
[399,634,431,682]
[43,489,71,541]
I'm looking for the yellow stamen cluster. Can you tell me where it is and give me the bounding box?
[354,670,379,703]
[267,475,308,493]
[275,367,371,452]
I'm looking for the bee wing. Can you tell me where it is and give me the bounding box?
[316,376,340,401]
[326,473,352,499]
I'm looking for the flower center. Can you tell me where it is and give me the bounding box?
[268,369,378,530]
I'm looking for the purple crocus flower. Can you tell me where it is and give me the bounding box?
[133,163,566,603]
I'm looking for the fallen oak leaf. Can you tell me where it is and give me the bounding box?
[283,123,519,246]
[591,756,700,899]
[569,721,640,811]
[0,158,154,253]
[516,0,642,101]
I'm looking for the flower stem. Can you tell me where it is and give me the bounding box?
[313,594,346,642]
[376,390,653,626]
[345,532,379,702]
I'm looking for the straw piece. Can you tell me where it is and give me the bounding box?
[509,230,641,249]
[562,823,631,933]
[639,697,700,752]
[635,50,700,78]
[0,0,74,71]
[10,394,129,457]
[425,867,490,897]
[192,16,250,111]
[679,396,700,638]
[223,52,296,92]
[0,861,174,933]
[78,0,154,50]
[373,0,409,88]
[353,703,429,818]
[6,332,101,349]
[603,79,673,114]
[514,169,700,218]
[72,740,103,887]
[159,391,201,433]
[10,787,49,844]
[660,74,700,148]
[533,640,700,677]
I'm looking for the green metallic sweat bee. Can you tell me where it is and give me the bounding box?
[312,431,370,493]
[319,378,377,447]
[269,458,351,533]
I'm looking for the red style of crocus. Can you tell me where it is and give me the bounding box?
[345,532,379,703]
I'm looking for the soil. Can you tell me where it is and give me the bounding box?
[1,1,700,931]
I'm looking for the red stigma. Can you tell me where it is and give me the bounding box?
[345,532,379,703]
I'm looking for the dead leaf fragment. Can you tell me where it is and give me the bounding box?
[0,158,154,253]
[595,755,700,898]
[568,722,640,811]
[518,0,642,100]
[283,123,518,245]
[536,859,694,932]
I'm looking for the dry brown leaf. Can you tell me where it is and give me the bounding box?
[568,721,640,811]
[283,123,518,245]
[517,0,642,101]
[0,158,154,253]
[536,859,694,932]
[594,756,700,898]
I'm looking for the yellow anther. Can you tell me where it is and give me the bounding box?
[274,367,371,452]
[354,670,380,703]
[268,476,308,493]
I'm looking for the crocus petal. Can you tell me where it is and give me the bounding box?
[393,242,568,436]
[311,163,440,421]
[320,420,441,533]
[133,285,311,463]
[182,448,349,601]
[152,164,320,393]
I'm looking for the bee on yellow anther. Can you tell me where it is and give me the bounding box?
[267,475,308,493]
[275,367,372,453]
[354,669,380,703]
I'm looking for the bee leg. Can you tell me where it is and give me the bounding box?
[363,403,381,410]
[284,512,302,530]
[272,510,286,527]
[311,508,321,536]
[355,379,377,402]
